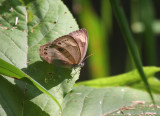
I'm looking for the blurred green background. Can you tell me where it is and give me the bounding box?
[63,0,160,81]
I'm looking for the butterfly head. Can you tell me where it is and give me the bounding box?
[78,62,85,68]
[71,62,85,69]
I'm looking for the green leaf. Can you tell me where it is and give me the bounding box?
[75,67,160,92]
[0,75,24,116]
[0,0,28,84]
[0,58,27,79]
[75,66,159,86]
[26,0,79,115]
[0,0,79,115]
[62,86,160,116]
[0,57,62,112]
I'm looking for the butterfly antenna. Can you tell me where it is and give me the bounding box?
[82,53,94,62]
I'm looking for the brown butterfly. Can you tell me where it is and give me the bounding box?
[39,29,88,68]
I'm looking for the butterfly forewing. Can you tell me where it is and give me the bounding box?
[52,35,81,64]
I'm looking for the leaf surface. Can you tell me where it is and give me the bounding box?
[62,86,160,116]
[0,0,79,115]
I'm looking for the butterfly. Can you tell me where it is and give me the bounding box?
[39,29,88,68]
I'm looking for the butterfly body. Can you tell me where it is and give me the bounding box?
[39,29,88,68]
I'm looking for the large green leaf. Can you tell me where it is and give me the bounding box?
[1,0,159,115]
[0,0,79,115]
[62,86,160,116]
[26,0,79,115]
[0,58,63,112]
[0,1,27,115]
[0,0,27,84]
[75,67,160,90]
[0,75,24,116]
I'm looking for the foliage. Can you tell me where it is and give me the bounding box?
[0,0,160,116]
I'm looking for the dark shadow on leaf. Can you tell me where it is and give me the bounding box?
[19,61,75,99]
[26,61,72,89]
[155,72,160,80]
[23,100,49,116]
[0,76,23,116]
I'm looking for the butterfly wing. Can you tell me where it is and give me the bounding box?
[39,35,81,67]
[52,35,81,64]
[69,29,88,64]
[39,42,72,65]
